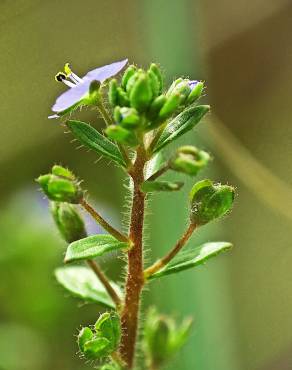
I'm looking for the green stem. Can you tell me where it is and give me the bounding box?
[80,198,129,243]
[144,222,196,278]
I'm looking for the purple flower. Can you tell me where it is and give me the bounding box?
[49,59,128,118]
[188,80,199,90]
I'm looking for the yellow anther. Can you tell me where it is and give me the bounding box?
[64,63,72,77]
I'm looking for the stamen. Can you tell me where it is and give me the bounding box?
[64,63,83,84]
[62,80,76,88]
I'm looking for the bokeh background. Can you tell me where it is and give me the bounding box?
[1,1,292,369]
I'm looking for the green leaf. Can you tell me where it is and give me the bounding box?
[55,266,121,307]
[67,120,126,166]
[148,242,232,279]
[144,152,164,179]
[65,234,128,263]
[153,105,210,153]
[141,180,183,193]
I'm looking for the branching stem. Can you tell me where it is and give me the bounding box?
[80,199,128,243]
[144,222,197,278]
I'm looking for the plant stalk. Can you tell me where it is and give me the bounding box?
[144,222,196,278]
[87,259,122,309]
[120,146,146,368]
[80,199,128,242]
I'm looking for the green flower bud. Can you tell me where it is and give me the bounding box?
[121,65,137,89]
[158,93,181,119]
[125,72,139,93]
[51,165,75,180]
[147,69,160,98]
[119,107,140,128]
[144,308,192,369]
[36,166,83,203]
[95,312,121,351]
[116,87,130,107]
[170,145,210,176]
[113,106,122,123]
[187,81,204,104]
[129,72,153,112]
[149,63,163,93]
[105,125,138,147]
[51,202,86,243]
[166,78,183,97]
[108,79,119,107]
[190,179,235,225]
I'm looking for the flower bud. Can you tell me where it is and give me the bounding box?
[116,87,130,107]
[129,72,153,112]
[51,165,75,180]
[149,63,163,93]
[190,179,235,225]
[119,107,140,128]
[121,65,137,89]
[147,69,160,98]
[158,93,181,119]
[144,308,192,369]
[108,79,119,107]
[36,166,83,204]
[148,95,167,120]
[51,202,86,243]
[170,145,210,176]
[105,125,138,147]
[187,81,204,104]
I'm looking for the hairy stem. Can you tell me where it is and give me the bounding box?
[120,146,146,368]
[144,222,196,278]
[80,199,128,242]
[87,259,122,309]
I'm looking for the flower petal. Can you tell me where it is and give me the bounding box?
[84,59,128,82]
[50,59,128,116]
[52,80,91,113]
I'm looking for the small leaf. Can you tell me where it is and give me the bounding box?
[148,242,232,279]
[153,105,209,153]
[55,266,121,307]
[141,180,184,193]
[65,234,128,263]
[67,120,126,166]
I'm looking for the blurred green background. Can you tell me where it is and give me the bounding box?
[1,1,292,369]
